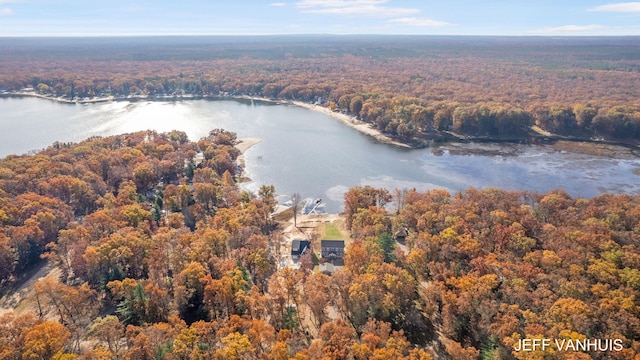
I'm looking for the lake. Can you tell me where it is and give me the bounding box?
[1,96,639,213]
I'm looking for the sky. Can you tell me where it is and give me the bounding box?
[1,0,640,36]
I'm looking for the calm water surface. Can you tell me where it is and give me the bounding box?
[1,97,639,212]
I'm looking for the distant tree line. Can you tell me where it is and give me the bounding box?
[2,38,639,143]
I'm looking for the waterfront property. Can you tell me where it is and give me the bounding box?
[291,239,310,262]
[320,240,345,261]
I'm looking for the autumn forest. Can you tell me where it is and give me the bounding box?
[1,36,640,359]
[1,36,640,144]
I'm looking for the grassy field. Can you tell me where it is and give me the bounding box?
[321,220,345,240]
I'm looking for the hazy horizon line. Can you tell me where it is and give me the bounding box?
[2,33,640,38]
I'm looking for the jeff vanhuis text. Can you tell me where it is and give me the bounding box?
[514,338,624,352]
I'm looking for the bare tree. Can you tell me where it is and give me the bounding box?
[291,193,300,227]
[394,188,409,214]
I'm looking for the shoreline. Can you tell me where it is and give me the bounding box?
[233,95,411,148]
[289,101,412,149]
[5,92,638,156]
[1,91,114,104]
[2,91,412,149]
[235,137,263,154]
[234,137,263,181]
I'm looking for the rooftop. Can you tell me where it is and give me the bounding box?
[320,240,345,248]
[291,239,310,253]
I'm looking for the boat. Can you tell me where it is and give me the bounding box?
[301,197,325,215]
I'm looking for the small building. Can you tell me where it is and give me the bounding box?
[320,240,345,261]
[291,239,310,262]
[319,262,335,275]
[395,227,409,244]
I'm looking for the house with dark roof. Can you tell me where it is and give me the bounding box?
[291,239,310,262]
[320,240,345,261]
[320,240,345,274]
[395,227,409,244]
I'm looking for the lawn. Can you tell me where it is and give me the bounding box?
[321,221,345,240]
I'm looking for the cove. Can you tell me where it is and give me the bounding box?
[1,96,639,213]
